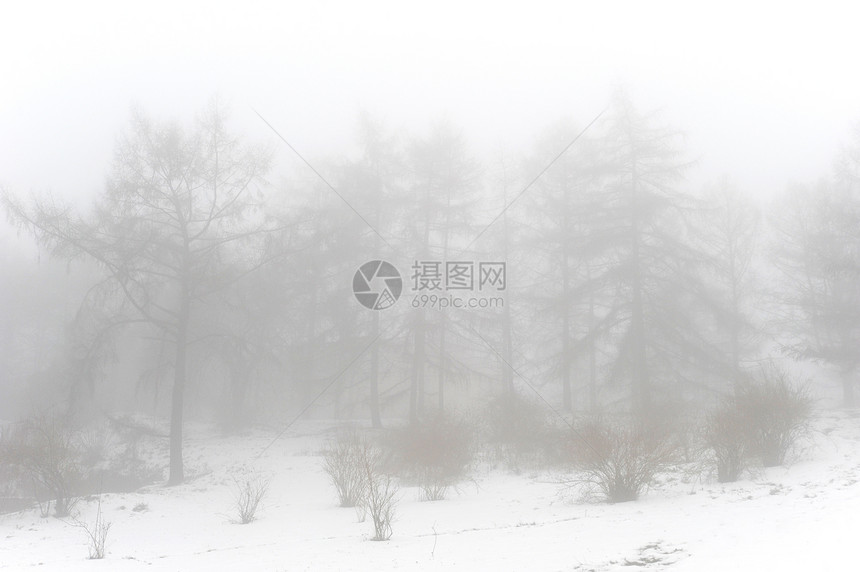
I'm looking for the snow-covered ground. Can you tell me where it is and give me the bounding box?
[2,410,859,571]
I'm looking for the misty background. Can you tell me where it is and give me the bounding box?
[2,2,860,487]
[3,2,858,206]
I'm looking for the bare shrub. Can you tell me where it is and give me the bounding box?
[37,498,53,518]
[354,500,367,523]
[22,415,82,517]
[568,419,677,503]
[106,413,166,462]
[75,423,115,466]
[323,428,368,507]
[0,423,30,511]
[735,366,813,467]
[417,466,449,501]
[384,414,473,489]
[72,496,111,559]
[231,468,269,524]
[322,429,399,537]
[1,416,156,515]
[357,441,399,541]
[705,401,747,483]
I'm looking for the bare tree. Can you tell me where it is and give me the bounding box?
[339,112,404,427]
[524,119,605,412]
[402,121,480,421]
[597,93,691,413]
[699,178,762,392]
[3,100,272,484]
[571,92,716,414]
[771,127,860,406]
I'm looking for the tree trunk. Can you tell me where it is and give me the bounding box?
[630,292,649,414]
[500,182,514,393]
[370,312,382,428]
[587,264,598,414]
[561,241,572,411]
[410,310,426,424]
[168,289,190,485]
[502,298,514,393]
[630,155,650,415]
[438,317,446,413]
[729,246,743,395]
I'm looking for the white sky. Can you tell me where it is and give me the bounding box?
[1,1,858,208]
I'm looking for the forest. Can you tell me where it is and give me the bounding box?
[3,90,859,472]
[1,89,859,567]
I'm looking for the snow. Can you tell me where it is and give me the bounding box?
[2,411,859,571]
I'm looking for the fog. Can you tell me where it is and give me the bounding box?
[2,3,860,569]
[3,2,858,204]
